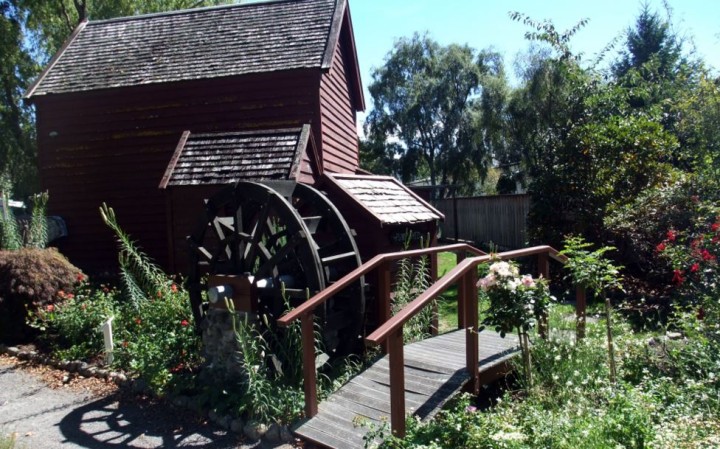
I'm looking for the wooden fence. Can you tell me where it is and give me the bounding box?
[434,194,530,250]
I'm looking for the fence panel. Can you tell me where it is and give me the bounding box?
[435,194,530,250]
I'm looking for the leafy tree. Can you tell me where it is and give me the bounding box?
[365,33,505,197]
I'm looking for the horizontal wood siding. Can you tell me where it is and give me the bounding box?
[435,194,530,250]
[35,70,320,272]
[319,32,358,174]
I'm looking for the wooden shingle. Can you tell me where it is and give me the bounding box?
[326,174,444,225]
[160,126,310,188]
[26,0,339,98]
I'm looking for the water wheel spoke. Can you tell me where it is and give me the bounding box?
[255,233,305,279]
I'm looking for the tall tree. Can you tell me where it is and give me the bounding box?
[364,34,503,196]
[0,0,229,197]
[612,3,682,80]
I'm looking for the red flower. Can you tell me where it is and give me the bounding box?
[691,238,704,248]
[712,223,719,232]
[76,273,85,283]
[181,319,189,327]
[672,269,685,285]
[701,249,715,262]
[666,230,676,241]
[656,242,666,252]
[122,341,129,348]
[135,318,142,325]
[171,284,178,293]
[690,263,700,273]
[66,293,74,299]
[46,304,55,312]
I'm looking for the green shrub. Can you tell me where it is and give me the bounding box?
[112,284,201,394]
[0,248,83,342]
[30,281,118,361]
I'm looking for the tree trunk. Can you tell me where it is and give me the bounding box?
[604,295,617,383]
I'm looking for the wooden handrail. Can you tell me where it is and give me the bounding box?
[366,256,482,344]
[366,245,566,345]
[276,243,486,327]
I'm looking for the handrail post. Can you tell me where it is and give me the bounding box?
[456,251,467,329]
[537,252,549,339]
[301,313,318,417]
[464,267,480,395]
[388,328,406,438]
[576,286,587,340]
[376,261,392,354]
[430,252,439,336]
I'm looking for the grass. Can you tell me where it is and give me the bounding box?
[436,252,459,332]
[0,432,18,449]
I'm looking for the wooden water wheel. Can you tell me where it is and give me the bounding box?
[187,181,365,355]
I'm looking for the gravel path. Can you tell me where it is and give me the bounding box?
[0,360,264,449]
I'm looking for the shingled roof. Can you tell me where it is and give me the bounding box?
[26,0,352,98]
[159,126,312,188]
[325,174,444,225]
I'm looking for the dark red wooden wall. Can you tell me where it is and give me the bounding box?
[36,70,320,272]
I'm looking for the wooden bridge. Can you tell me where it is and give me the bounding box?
[278,244,580,449]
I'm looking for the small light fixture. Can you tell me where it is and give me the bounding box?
[49,131,59,137]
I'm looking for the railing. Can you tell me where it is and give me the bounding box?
[278,243,587,438]
[277,243,487,417]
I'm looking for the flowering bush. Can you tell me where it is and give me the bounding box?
[479,261,553,337]
[656,203,719,309]
[479,260,553,387]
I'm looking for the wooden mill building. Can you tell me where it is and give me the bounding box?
[25,0,442,273]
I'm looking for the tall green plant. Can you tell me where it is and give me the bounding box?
[26,191,48,248]
[99,203,170,305]
[560,236,624,382]
[392,236,435,343]
[0,174,21,250]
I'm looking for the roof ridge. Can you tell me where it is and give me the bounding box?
[87,0,317,26]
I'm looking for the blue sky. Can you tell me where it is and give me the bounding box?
[349,0,720,127]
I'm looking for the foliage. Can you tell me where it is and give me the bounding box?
[365,33,506,196]
[392,245,435,343]
[112,283,201,393]
[0,175,21,250]
[367,308,720,449]
[560,236,624,381]
[0,248,82,342]
[25,191,49,248]
[479,260,553,386]
[100,203,174,307]
[230,309,306,423]
[0,431,18,449]
[655,200,720,315]
[29,279,117,361]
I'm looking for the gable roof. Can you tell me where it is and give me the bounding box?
[159,125,313,189]
[324,174,444,225]
[26,0,360,101]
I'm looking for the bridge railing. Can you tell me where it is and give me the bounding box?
[277,243,487,417]
[278,243,587,438]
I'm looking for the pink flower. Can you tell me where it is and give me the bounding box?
[666,230,676,241]
[181,319,189,327]
[656,242,666,252]
[46,304,55,312]
[478,274,497,291]
[171,284,178,293]
[690,263,700,273]
[521,275,536,288]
